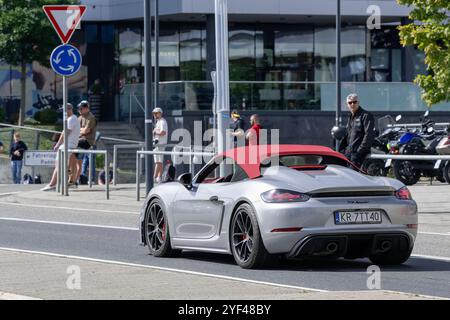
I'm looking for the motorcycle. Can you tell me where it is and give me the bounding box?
[436,124,450,183]
[392,111,447,185]
[361,115,404,176]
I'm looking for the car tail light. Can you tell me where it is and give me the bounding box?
[395,187,412,200]
[261,189,310,203]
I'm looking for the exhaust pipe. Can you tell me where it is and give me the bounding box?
[379,240,392,253]
[325,242,338,254]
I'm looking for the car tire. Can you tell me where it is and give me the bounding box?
[393,160,421,185]
[230,203,275,269]
[443,161,450,184]
[144,198,180,257]
[369,248,412,265]
[364,159,387,176]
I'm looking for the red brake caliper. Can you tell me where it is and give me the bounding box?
[161,223,166,241]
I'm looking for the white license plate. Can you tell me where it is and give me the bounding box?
[334,210,383,225]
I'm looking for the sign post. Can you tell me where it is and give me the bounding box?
[43,5,86,196]
[214,0,230,176]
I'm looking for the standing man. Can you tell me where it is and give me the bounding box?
[74,100,97,185]
[229,110,246,147]
[152,107,168,184]
[9,132,27,184]
[246,114,263,146]
[339,93,375,168]
[41,103,80,191]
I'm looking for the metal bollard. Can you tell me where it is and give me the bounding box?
[113,145,118,186]
[105,151,109,200]
[89,153,93,188]
[136,152,140,201]
[57,149,61,194]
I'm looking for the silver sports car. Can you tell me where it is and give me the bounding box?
[139,145,418,269]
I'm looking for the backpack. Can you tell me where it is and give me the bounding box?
[23,174,33,184]
[34,174,42,184]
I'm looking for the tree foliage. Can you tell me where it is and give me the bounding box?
[0,0,78,124]
[397,0,450,106]
[0,0,77,67]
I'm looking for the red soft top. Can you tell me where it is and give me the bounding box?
[218,144,350,179]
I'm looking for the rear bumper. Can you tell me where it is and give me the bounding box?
[287,232,412,259]
[253,197,418,255]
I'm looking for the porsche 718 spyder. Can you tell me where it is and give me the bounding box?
[139,145,418,269]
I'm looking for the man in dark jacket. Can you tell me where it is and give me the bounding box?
[9,132,28,184]
[339,93,375,168]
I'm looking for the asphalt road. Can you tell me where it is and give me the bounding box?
[0,193,449,299]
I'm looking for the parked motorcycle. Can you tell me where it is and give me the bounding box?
[392,111,447,185]
[436,124,450,183]
[361,115,404,176]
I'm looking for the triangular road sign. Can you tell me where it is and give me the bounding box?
[43,5,86,44]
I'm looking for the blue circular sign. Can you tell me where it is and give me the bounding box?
[50,44,82,76]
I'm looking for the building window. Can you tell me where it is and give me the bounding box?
[229,28,256,81]
[180,27,205,81]
[314,27,336,82]
[274,26,314,82]
[341,26,366,81]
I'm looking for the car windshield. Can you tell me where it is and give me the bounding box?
[260,154,348,173]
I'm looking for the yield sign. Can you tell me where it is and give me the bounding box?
[43,5,86,44]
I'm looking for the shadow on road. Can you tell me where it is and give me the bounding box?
[175,251,450,272]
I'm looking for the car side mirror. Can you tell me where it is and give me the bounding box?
[178,173,193,190]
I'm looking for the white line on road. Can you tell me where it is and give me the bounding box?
[0,291,41,300]
[419,231,450,237]
[412,254,450,262]
[0,201,139,215]
[0,192,20,196]
[0,217,138,231]
[0,247,447,299]
[0,247,329,293]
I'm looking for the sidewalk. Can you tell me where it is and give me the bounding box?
[4,182,450,215]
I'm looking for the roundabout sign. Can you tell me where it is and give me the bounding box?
[50,44,82,77]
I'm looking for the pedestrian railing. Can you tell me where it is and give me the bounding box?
[135,149,215,201]
[113,143,144,186]
[59,148,110,199]
[368,154,450,169]
[387,122,450,128]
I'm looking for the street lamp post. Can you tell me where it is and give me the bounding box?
[336,0,341,148]
[214,0,230,175]
[336,0,342,151]
[144,0,154,193]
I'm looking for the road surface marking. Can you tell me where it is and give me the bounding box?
[0,192,20,196]
[0,201,138,215]
[412,254,450,262]
[0,246,448,299]
[419,231,450,237]
[0,246,328,293]
[0,291,41,300]
[0,217,138,231]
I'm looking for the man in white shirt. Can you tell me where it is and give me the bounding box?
[152,107,168,183]
[41,103,81,191]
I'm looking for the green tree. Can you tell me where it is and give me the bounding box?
[0,0,77,125]
[397,0,450,107]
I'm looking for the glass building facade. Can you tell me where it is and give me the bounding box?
[1,18,448,123]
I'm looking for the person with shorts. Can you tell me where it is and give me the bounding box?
[41,103,80,191]
[152,107,168,184]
